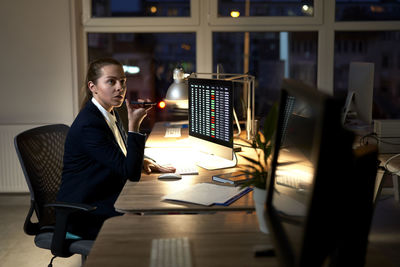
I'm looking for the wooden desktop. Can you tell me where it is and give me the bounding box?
[114,121,258,213]
[84,212,278,267]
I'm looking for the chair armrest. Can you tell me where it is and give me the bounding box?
[23,199,40,235]
[44,202,96,258]
[44,202,96,212]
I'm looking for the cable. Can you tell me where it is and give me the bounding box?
[359,132,400,147]
[48,256,57,267]
[233,142,253,148]
[232,150,238,166]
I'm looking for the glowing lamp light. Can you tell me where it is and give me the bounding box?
[230,10,240,18]
[370,6,384,13]
[150,6,157,13]
[122,65,140,74]
[158,101,166,109]
[301,5,313,15]
[181,44,191,51]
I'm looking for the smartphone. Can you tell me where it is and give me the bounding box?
[130,101,157,106]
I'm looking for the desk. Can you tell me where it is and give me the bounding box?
[84,212,278,267]
[114,121,257,213]
[84,212,394,267]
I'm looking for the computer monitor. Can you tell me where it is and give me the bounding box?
[265,79,377,266]
[188,77,235,170]
[342,62,374,125]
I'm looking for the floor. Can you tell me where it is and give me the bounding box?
[367,193,400,266]
[0,194,81,267]
[1,182,399,267]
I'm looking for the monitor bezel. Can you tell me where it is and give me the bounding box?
[188,77,234,149]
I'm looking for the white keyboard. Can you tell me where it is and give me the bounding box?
[175,165,198,175]
[150,237,192,267]
[276,174,307,190]
[165,127,181,137]
[276,175,301,189]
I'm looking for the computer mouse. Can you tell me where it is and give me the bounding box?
[158,173,182,180]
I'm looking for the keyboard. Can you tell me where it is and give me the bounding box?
[150,237,192,267]
[165,127,181,137]
[175,164,199,175]
[276,175,301,189]
[276,173,307,190]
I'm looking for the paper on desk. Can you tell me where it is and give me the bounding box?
[162,183,251,206]
[164,127,181,138]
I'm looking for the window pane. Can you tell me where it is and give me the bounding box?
[334,31,400,119]
[87,32,196,129]
[218,0,314,17]
[213,32,317,119]
[336,0,400,21]
[92,0,190,17]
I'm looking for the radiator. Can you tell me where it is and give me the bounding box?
[0,124,44,192]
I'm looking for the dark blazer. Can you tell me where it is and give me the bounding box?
[57,100,145,238]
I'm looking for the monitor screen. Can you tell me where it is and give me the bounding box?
[188,78,233,148]
[265,79,358,266]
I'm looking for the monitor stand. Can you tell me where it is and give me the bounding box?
[342,90,373,135]
[341,90,355,125]
[194,151,236,170]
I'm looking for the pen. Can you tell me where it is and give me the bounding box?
[130,101,157,106]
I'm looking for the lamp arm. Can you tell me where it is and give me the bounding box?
[233,108,241,137]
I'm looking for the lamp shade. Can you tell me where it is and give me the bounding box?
[165,68,188,101]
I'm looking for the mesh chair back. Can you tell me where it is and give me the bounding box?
[15,124,69,228]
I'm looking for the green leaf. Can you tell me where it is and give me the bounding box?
[237,101,278,190]
[256,133,265,151]
[263,103,279,143]
[264,145,273,162]
[239,164,261,173]
[240,155,262,166]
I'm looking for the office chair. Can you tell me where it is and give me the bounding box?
[14,124,95,267]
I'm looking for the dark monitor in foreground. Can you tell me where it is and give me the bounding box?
[265,79,378,266]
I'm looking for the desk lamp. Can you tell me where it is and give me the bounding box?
[165,68,188,110]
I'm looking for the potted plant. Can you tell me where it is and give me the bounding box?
[239,103,279,233]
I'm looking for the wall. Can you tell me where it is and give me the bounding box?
[0,0,77,192]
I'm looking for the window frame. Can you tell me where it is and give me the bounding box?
[79,0,400,98]
[208,0,323,26]
[83,0,200,27]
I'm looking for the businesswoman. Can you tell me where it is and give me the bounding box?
[57,58,174,239]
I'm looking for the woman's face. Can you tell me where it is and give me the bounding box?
[89,64,127,112]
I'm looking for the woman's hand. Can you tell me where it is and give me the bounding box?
[143,158,176,174]
[125,99,153,132]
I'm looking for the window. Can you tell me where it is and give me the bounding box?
[334,31,400,119]
[87,32,196,128]
[217,0,314,17]
[81,0,400,121]
[213,31,317,118]
[92,0,190,17]
[336,0,400,21]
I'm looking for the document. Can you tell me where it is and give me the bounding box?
[162,183,252,206]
